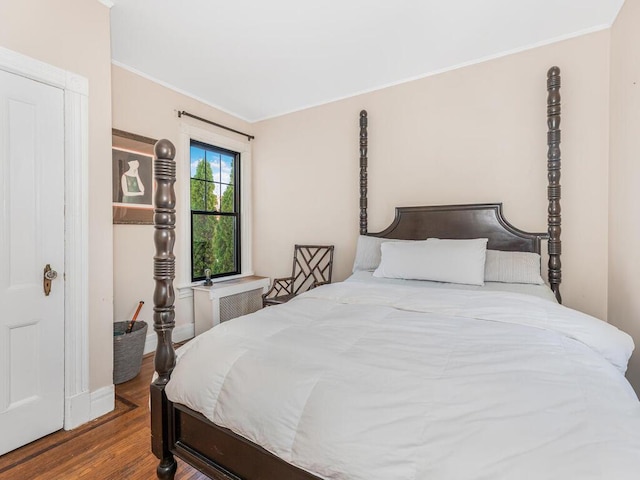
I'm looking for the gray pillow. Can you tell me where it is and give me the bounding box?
[484,250,544,284]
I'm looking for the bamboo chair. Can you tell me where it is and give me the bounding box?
[263,245,334,307]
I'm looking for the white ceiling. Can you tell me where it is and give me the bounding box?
[109,0,624,122]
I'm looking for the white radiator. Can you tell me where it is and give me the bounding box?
[219,288,264,323]
[193,276,270,336]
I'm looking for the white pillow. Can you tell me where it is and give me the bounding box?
[484,250,544,284]
[352,235,416,272]
[373,238,488,286]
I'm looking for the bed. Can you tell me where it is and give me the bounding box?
[150,67,640,480]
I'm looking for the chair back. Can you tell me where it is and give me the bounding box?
[291,245,334,294]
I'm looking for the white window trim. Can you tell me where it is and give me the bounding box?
[177,122,254,299]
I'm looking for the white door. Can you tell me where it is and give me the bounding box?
[0,69,65,455]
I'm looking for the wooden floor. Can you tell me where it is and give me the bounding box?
[0,350,210,480]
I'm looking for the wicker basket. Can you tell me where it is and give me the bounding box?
[113,321,148,384]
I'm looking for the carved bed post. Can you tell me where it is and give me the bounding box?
[360,110,368,235]
[150,139,178,480]
[546,66,562,303]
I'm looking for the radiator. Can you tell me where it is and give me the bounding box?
[193,276,270,335]
[219,288,264,323]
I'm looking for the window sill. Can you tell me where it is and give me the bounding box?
[176,272,258,299]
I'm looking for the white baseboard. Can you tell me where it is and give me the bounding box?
[64,385,116,430]
[143,322,195,355]
[64,391,91,430]
[90,385,115,421]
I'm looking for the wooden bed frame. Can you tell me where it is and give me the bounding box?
[150,66,563,479]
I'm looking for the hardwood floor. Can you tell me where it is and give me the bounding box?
[0,349,210,480]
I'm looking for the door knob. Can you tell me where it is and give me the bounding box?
[44,264,57,296]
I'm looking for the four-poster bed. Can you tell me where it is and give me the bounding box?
[149,67,640,480]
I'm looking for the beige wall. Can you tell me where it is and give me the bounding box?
[609,0,640,392]
[253,32,611,321]
[0,0,114,392]
[111,65,253,332]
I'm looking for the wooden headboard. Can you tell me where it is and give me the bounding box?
[368,203,545,254]
[358,67,562,302]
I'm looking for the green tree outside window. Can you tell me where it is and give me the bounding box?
[190,141,239,280]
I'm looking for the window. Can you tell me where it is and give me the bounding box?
[190,140,240,281]
[178,125,253,295]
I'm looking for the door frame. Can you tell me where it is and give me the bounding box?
[0,47,90,430]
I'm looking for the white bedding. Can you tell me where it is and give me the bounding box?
[166,279,640,480]
[347,270,558,301]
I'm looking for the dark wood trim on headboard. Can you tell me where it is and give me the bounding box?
[369,203,546,254]
[546,66,562,303]
[358,67,563,301]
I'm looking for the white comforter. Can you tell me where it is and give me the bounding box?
[166,281,640,480]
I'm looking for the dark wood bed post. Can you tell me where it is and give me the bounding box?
[546,66,562,303]
[150,139,178,480]
[359,110,368,235]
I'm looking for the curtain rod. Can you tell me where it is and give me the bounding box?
[177,110,255,141]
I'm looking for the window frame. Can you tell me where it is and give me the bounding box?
[189,139,241,281]
[177,123,254,299]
